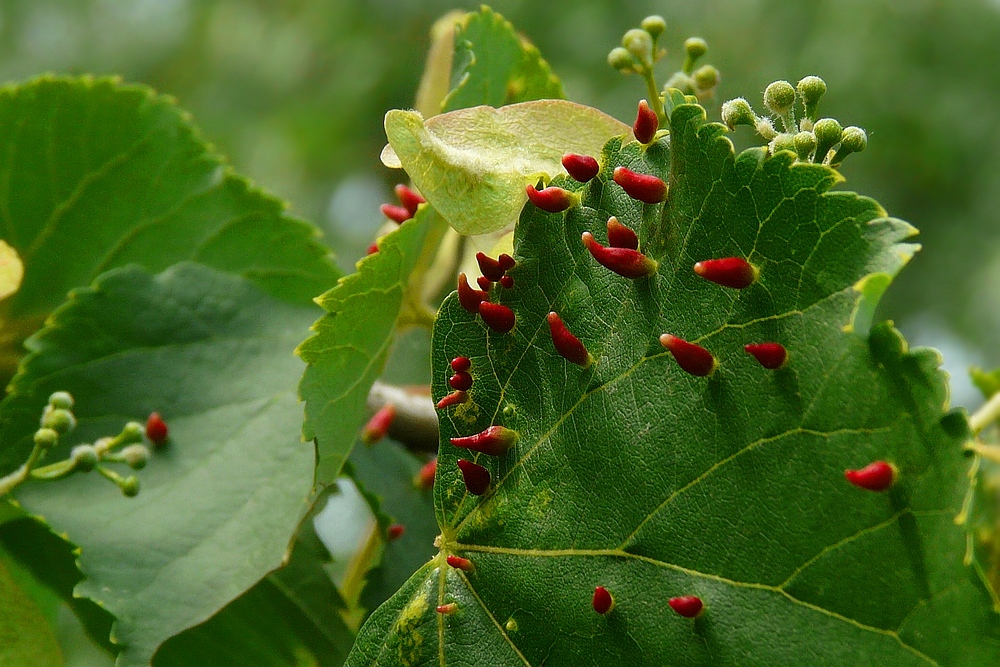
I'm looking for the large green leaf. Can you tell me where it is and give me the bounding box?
[0,550,62,667]
[2,263,319,666]
[0,76,338,375]
[348,104,1000,664]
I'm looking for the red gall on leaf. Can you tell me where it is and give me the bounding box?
[450,425,519,456]
[387,524,405,541]
[582,232,658,278]
[612,166,667,203]
[449,371,473,391]
[457,458,491,496]
[477,276,493,293]
[526,184,577,213]
[744,342,787,369]
[476,252,506,282]
[479,302,516,333]
[394,184,425,216]
[458,273,487,313]
[446,555,474,572]
[592,586,615,615]
[633,99,659,144]
[436,603,458,615]
[436,391,468,409]
[451,357,471,372]
[845,460,896,491]
[146,412,168,446]
[500,275,514,289]
[693,257,759,289]
[498,254,516,272]
[366,241,380,256]
[547,312,593,367]
[414,457,437,489]
[660,334,718,377]
[606,216,638,250]
[669,596,704,618]
[562,153,600,182]
[380,203,411,224]
[362,404,396,445]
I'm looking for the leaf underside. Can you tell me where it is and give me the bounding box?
[348,104,1000,665]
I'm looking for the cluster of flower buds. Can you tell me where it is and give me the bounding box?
[662,37,720,102]
[721,77,867,167]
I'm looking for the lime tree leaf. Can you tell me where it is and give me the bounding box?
[2,263,319,666]
[298,210,446,487]
[0,556,62,667]
[380,101,632,235]
[0,76,338,372]
[441,6,564,113]
[348,104,1000,665]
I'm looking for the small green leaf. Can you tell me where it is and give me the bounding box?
[2,263,320,667]
[972,366,1000,400]
[381,101,631,235]
[0,556,62,667]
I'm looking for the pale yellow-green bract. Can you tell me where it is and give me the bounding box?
[0,240,23,302]
[381,100,632,235]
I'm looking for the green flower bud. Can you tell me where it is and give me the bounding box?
[120,421,144,444]
[797,75,827,119]
[812,117,843,163]
[622,28,653,64]
[33,428,60,450]
[641,15,667,39]
[607,46,634,71]
[830,126,868,167]
[793,131,817,161]
[770,133,796,154]
[121,444,150,470]
[121,476,140,498]
[721,98,757,130]
[48,391,74,411]
[763,80,796,116]
[42,407,77,435]
[684,37,708,59]
[71,444,98,472]
[693,65,720,92]
[664,72,693,93]
[755,117,778,141]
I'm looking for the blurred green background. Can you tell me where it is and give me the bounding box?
[1,0,998,407]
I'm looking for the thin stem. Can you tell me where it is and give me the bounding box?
[641,67,666,126]
[970,392,1000,434]
[0,441,47,496]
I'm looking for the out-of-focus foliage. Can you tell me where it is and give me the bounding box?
[4,0,998,395]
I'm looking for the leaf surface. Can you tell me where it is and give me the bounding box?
[2,263,319,666]
[0,556,62,667]
[348,104,1000,665]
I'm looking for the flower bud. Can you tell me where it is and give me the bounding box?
[42,407,76,434]
[684,37,708,60]
[664,72,693,93]
[121,444,150,470]
[721,98,757,130]
[770,133,796,155]
[120,475,140,498]
[607,47,634,72]
[33,428,59,450]
[121,421,144,444]
[642,15,667,39]
[71,444,98,472]
[692,65,720,93]
[797,75,826,119]
[793,131,817,161]
[622,28,653,64]
[48,391,74,410]
[812,118,843,163]
[830,126,867,167]
[763,80,795,117]
[755,118,777,141]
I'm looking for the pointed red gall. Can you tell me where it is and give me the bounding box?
[526,184,577,213]
[744,342,787,369]
[450,425,519,456]
[446,555,474,572]
[457,458,491,495]
[845,460,896,491]
[582,232,658,278]
[387,523,405,541]
[457,273,487,313]
[634,99,659,144]
[414,457,437,489]
[477,275,493,292]
[660,334,718,377]
[693,257,758,289]
[451,357,471,372]
[476,252,506,281]
[146,412,168,445]
[547,312,593,367]
[436,391,468,409]
[613,166,667,203]
[562,153,600,182]
[366,241,379,255]
[380,203,411,224]
[669,596,704,618]
[606,216,638,250]
[592,586,615,615]
[498,254,516,272]
[362,404,396,445]
[479,302,515,333]
[500,275,514,289]
[394,184,425,216]
[436,603,458,615]
[449,371,473,391]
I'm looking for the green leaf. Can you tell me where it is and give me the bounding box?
[381,101,632,235]
[0,555,62,667]
[349,104,1000,664]
[2,263,320,666]
[0,76,338,373]
[971,366,1000,400]
[298,210,446,487]
[441,6,564,113]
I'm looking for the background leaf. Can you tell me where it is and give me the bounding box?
[3,263,320,666]
[0,555,62,667]
[348,105,1000,665]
